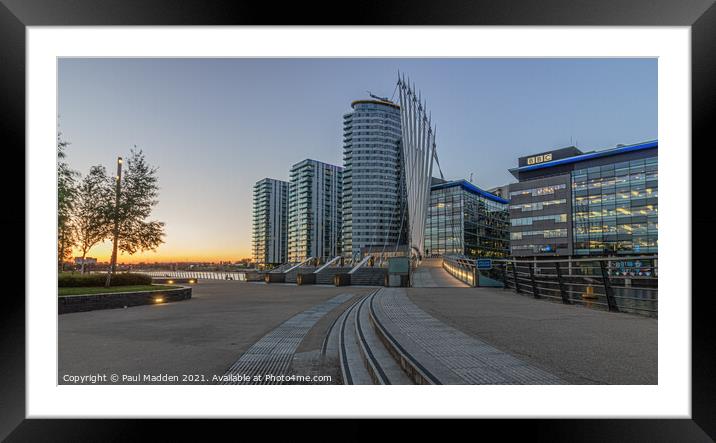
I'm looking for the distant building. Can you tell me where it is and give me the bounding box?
[252,178,289,267]
[508,140,657,257]
[424,180,510,258]
[74,257,97,265]
[287,159,343,262]
[341,98,405,259]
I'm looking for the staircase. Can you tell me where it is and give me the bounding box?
[269,262,294,273]
[315,266,352,285]
[285,266,316,283]
[324,290,414,385]
[349,268,387,286]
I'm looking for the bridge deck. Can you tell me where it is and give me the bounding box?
[412,258,469,288]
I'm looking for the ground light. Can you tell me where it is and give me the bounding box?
[154,296,165,304]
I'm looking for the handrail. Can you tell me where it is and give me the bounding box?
[314,256,341,273]
[283,257,315,274]
[349,255,372,274]
[490,255,658,264]
[442,254,657,317]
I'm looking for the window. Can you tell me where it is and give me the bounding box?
[509,183,566,198]
[571,155,657,255]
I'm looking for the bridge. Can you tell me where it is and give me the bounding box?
[60,256,657,385]
[409,257,469,288]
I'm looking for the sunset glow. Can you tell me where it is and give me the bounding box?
[59,58,656,265]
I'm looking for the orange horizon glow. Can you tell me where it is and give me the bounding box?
[71,241,252,264]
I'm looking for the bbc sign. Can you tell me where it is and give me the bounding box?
[526,153,553,165]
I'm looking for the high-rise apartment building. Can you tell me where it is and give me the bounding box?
[341,98,404,259]
[251,178,288,267]
[287,159,343,262]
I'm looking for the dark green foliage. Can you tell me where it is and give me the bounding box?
[57,133,79,268]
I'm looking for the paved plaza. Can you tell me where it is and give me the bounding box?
[407,288,657,384]
[59,282,371,384]
[59,278,657,385]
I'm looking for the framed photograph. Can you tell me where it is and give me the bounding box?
[5,0,714,439]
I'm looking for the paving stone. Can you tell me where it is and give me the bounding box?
[376,288,564,385]
[221,293,353,384]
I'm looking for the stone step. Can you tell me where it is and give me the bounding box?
[368,289,464,385]
[337,296,373,384]
[315,267,352,285]
[285,267,317,283]
[354,293,414,385]
[349,268,387,286]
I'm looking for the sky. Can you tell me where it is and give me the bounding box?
[58,58,657,263]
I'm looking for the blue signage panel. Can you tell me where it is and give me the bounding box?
[476,259,492,270]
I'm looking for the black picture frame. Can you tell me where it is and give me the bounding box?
[3,0,713,439]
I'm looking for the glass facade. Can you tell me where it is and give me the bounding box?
[425,183,510,258]
[252,178,288,266]
[572,156,658,255]
[287,159,343,262]
[341,100,404,258]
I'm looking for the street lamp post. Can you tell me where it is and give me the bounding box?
[105,156,123,287]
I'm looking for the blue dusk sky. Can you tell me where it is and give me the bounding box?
[58,58,657,262]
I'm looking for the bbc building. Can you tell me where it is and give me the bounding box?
[507,140,657,258]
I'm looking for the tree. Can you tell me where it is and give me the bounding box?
[105,148,165,286]
[57,133,78,271]
[74,165,113,273]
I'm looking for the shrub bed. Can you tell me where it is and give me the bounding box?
[58,272,152,287]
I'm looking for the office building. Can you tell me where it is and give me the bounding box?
[487,184,513,200]
[341,97,404,259]
[425,180,510,258]
[508,140,657,257]
[287,159,343,262]
[251,178,289,267]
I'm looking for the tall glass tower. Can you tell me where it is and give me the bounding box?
[341,98,404,259]
[287,159,343,262]
[252,178,288,267]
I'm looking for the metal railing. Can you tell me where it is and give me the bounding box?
[443,255,658,317]
[141,270,248,281]
[442,255,477,286]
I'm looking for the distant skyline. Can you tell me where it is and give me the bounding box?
[58,58,657,263]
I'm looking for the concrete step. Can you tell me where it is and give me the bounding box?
[368,288,463,385]
[285,267,317,283]
[315,267,352,285]
[354,293,414,385]
[337,296,373,384]
[349,268,387,286]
